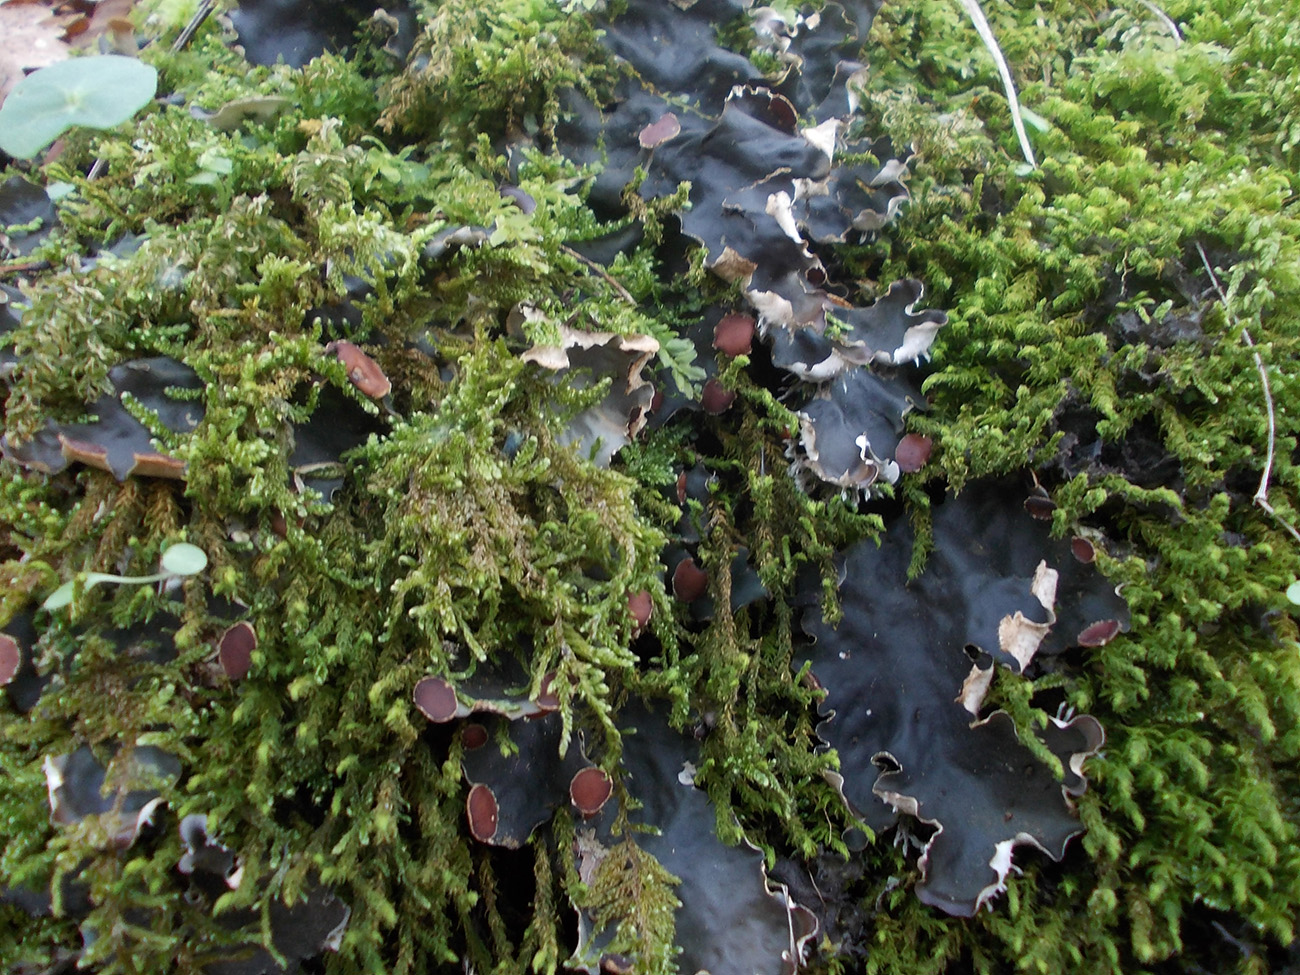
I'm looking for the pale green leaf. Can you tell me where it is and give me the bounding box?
[160,543,208,576]
[0,55,158,159]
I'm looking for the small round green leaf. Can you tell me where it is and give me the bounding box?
[0,55,158,160]
[160,543,208,577]
[1287,581,1300,606]
[42,580,76,612]
[42,572,121,611]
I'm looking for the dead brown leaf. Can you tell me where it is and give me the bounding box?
[0,0,74,106]
[68,0,141,53]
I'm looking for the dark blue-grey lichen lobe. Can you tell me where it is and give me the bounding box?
[803,480,1123,914]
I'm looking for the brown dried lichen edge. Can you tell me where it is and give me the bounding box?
[0,632,20,686]
[217,621,257,680]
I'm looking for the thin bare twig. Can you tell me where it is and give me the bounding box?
[1135,0,1182,46]
[172,0,218,54]
[955,0,1037,168]
[0,260,52,278]
[560,244,637,306]
[1196,241,1300,545]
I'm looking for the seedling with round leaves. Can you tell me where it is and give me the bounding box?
[43,543,208,612]
[0,55,158,160]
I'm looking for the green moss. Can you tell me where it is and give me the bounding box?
[839,1,1300,969]
[378,0,610,144]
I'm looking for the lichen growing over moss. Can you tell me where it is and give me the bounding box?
[3,0,1300,973]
